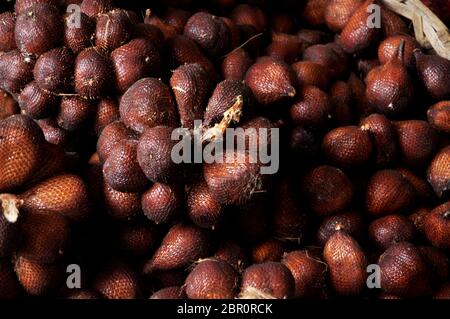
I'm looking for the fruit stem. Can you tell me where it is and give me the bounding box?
[397,39,406,64]
[0,194,23,223]
[202,95,244,142]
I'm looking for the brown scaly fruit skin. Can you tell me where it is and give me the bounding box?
[14,4,62,57]
[368,215,416,251]
[378,242,432,298]
[424,202,450,250]
[339,0,380,54]
[170,63,212,129]
[415,50,450,100]
[291,61,330,90]
[251,239,286,264]
[0,50,35,95]
[119,78,179,134]
[0,90,20,120]
[0,12,17,52]
[221,48,253,81]
[150,286,186,299]
[95,9,133,51]
[282,250,328,298]
[239,262,295,299]
[324,231,368,296]
[80,0,114,18]
[18,81,58,119]
[214,239,248,272]
[427,146,450,197]
[141,182,182,224]
[94,263,141,299]
[0,115,44,192]
[325,0,364,32]
[302,0,328,27]
[187,181,224,229]
[378,35,419,69]
[366,169,415,216]
[290,85,332,128]
[63,11,95,54]
[185,259,240,299]
[118,222,159,257]
[103,137,150,193]
[97,121,137,163]
[144,224,209,273]
[103,181,141,220]
[317,211,366,246]
[427,101,450,135]
[245,56,297,106]
[302,165,353,216]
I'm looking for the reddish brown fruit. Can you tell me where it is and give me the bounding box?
[215,239,248,271]
[290,85,332,128]
[118,222,158,256]
[187,181,224,229]
[95,9,133,51]
[14,256,60,296]
[94,98,120,136]
[394,120,438,168]
[103,139,150,193]
[137,126,179,183]
[14,0,60,14]
[302,165,353,216]
[0,115,43,192]
[168,35,218,79]
[80,0,114,18]
[302,0,328,27]
[415,50,450,100]
[144,9,177,40]
[240,262,294,299]
[185,259,239,299]
[339,0,379,54]
[97,121,136,162]
[57,96,94,131]
[245,56,297,106]
[325,0,364,32]
[272,179,307,241]
[19,213,70,263]
[366,169,415,216]
[103,182,141,220]
[378,35,419,69]
[33,47,74,94]
[357,58,380,78]
[203,150,268,206]
[204,79,253,126]
[221,48,253,81]
[251,239,286,263]
[427,146,450,197]
[111,38,161,93]
[366,45,414,117]
[329,81,353,126]
[0,261,21,299]
[150,286,185,299]
[323,232,368,296]
[18,81,58,119]
[427,101,450,134]
[119,78,178,133]
[133,23,165,52]
[379,242,431,297]
[397,167,434,202]
[36,118,70,147]
[322,126,374,168]
[265,32,303,64]
[381,7,409,37]
[162,8,191,34]
[63,11,95,54]
[270,12,296,34]
[360,114,398,166]
[19,174,90,221]
[184,12,231,57]
[0,50,35,95]
[141,183,182,224]
[317,211,365,245]
[424,202,450,250]
[0,12,16,52]
[291,61,329,90]
[94,263,140,299]
[302,44,347,79]
[170,63,212,129]
[230,4,267,33]
[14,4,62,56]
[368,215,416,250]
[297,29,330,46]
[26,143,65,186]
[74,47,112,98]
[144,224,209,272]
[282,250,327,298]
[0,90,19,120]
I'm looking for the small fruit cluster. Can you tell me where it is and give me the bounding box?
[0,0,449,300]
